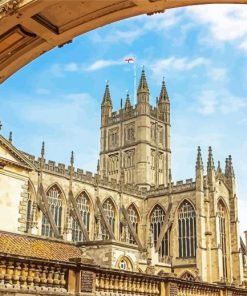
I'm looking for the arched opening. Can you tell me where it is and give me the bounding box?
[71,192,91,242]
[41,185,63,237]
[116,256,133,271]
[150,204,169,259]
[102,198,116,240]
[178,200,196,258]
[180,271,195,281]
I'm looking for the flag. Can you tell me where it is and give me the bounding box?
[124,57,135,64]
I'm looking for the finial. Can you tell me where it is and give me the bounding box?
[196,146,204,169]
[217,161,222,174]
[121,98,123,109]
[102,81,112,106]
[70,151,74,167]
[9,131,12,143]
[158,77,169,103]
[0,121,2,132]
[41,141,45,158]
[106,79,109,86]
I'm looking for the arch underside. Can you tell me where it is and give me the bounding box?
[0,0,247,83]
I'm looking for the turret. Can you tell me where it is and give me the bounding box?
[137,68,150,114]
[101,82,112,126]
[225,155,236,193]
[157,78,170,123]
[196,146,204,191]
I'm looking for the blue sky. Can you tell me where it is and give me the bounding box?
[1,5,247,233]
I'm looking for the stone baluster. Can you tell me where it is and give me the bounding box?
[115,275,119,293]
[123,276,128,293]
[40,265,48,287]
[33,265,41,288]
[60,268,67,291]
[140,279,145,294]
[119,275,124,292]
[4,261,14,286]
[53,267,60,288]
[99,274,105,291]
[0,260,6,286]
[109,274,114,291]
[95,273,100,290]
[151,281,156,294]
[47,266,54,288]
[19,263,28,287]
[12,262,21,287]
[27,263,35,286]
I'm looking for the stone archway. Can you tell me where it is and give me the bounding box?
[1,0,247,83]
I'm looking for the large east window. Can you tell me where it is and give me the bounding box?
[178,201,196,258]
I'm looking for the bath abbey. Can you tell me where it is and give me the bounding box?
[0,70,247,296]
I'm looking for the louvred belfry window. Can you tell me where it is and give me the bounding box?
[41,186,62,237]
[178,201,196,258]
[102,198,115,240]
[72,193,90,242]
[150,205,169,259]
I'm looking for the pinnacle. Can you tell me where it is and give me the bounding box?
[70,151,74,166]
[196,146,204,170]
[41,141,45,158]
[124,93,132,109]
[101,82,112,106]
[137,68,149,94]
[159,77,169,103]
[207,146,215,171]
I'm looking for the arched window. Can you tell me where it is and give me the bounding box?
[126,205,139,244]
[218,200,227,280]
[41,186,63,237]
[178,201,196,258]
[102,198,115,240]
[116,256,133,271]
[72,192,90,242]
[24,191,33,233]
[150,205,169,259]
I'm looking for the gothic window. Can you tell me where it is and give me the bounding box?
[72,192,90,242]
[125,124,135,143]
[41,186,63,237]
[178,201,196,258]
[150,205,169,259]
[102,198,116,240]
[218,200,227,280]
[26,194,32,232]
[117,256,133,271]
[159,127,164,144]
[126,205,139,244]
[109,128,119,148]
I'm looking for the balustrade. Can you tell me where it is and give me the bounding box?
[0,259,67,292]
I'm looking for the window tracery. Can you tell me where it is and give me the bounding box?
[102,198,115,240]
[150,205,169,259]
[126,204,139,244]
[41,186,63,237]
[181,272,195,281]
[178,201,196,258]
[72,192,90,242]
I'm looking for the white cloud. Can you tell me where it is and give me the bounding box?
[149,56,208,78]
[186,5,247,51]
[64,62,79,72]
[86,59,122,71]
[196,89,246,115]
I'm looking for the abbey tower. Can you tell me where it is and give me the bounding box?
[99,69,171,188]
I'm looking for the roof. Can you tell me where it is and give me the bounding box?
[0,231,82,263]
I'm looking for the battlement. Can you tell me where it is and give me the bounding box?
[148,178,195,197]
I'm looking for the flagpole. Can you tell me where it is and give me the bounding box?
[134,60,137,106]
